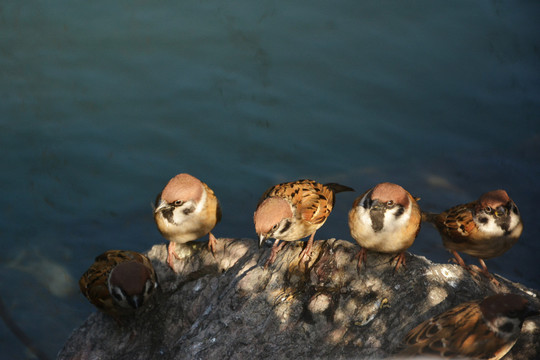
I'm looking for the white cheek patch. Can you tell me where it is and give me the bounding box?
[195,189,207,213]
[172,201,195,224]
[172,190,208,225]
[355,207,372,228]
[380,207,411,234]
[488,317,520,340]
[475,216,506,236]
[109,285,130,309]
[507,214,521,233]
[275,219,292,237]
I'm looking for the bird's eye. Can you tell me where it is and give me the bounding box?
[111,288,125,302]
[484,206,492,214]
[174,200,184,206]
[272,224,278,231]
[386,200,394,207]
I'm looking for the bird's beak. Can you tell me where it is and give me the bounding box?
[495,206,508,218]
[154,199,169,214]
[258,234,268,248]
[128,295,143,309]
[370,199,383,211]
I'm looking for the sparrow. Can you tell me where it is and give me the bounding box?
[398,293,539,359]
[423,189,523,279]
[153,173,222,269]
[253,179,354,267]
[348,182,421,272]
[79,250,158,323]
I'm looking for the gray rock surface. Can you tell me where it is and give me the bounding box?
[58,238,540,359]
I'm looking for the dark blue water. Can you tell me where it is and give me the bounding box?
[1,0,539,358]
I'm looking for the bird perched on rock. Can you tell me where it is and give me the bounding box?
[254,179,353,267]
[154,173,222,269]
[398,293,539,359]
[79,250,158,323]
[348,182,421,272]
[422,189,522,280]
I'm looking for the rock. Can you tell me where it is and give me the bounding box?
[58,238,540,360]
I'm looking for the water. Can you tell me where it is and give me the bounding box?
[1,0,539,358]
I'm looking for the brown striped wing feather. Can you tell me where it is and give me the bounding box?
[297,182,335,225]
[435,203,478,241]
[400,300,511,359]
[257,180,335,225]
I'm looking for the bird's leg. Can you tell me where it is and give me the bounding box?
[450,250,469,270]
[208,232,218,256]
[477,259,500,286]
[477,258,490,276]
[265,240,286,268]
[392,252,407,273]
[299,232,315,264]
[356,247,368,273]
[167,242,181,270]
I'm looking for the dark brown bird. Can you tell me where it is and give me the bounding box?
[398,293,539,359]
[79,250,158,323]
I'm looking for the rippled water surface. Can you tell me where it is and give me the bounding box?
[1,0,539,358]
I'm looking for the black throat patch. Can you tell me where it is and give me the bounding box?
[162,208,175,223]
[495,216,511,235]
[369,208,385,232]
[493,206,513,235]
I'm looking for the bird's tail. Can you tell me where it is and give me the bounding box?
[324,183,355,194]
[421,211,438,223]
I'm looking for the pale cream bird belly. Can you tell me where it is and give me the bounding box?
[349,207,417,253]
